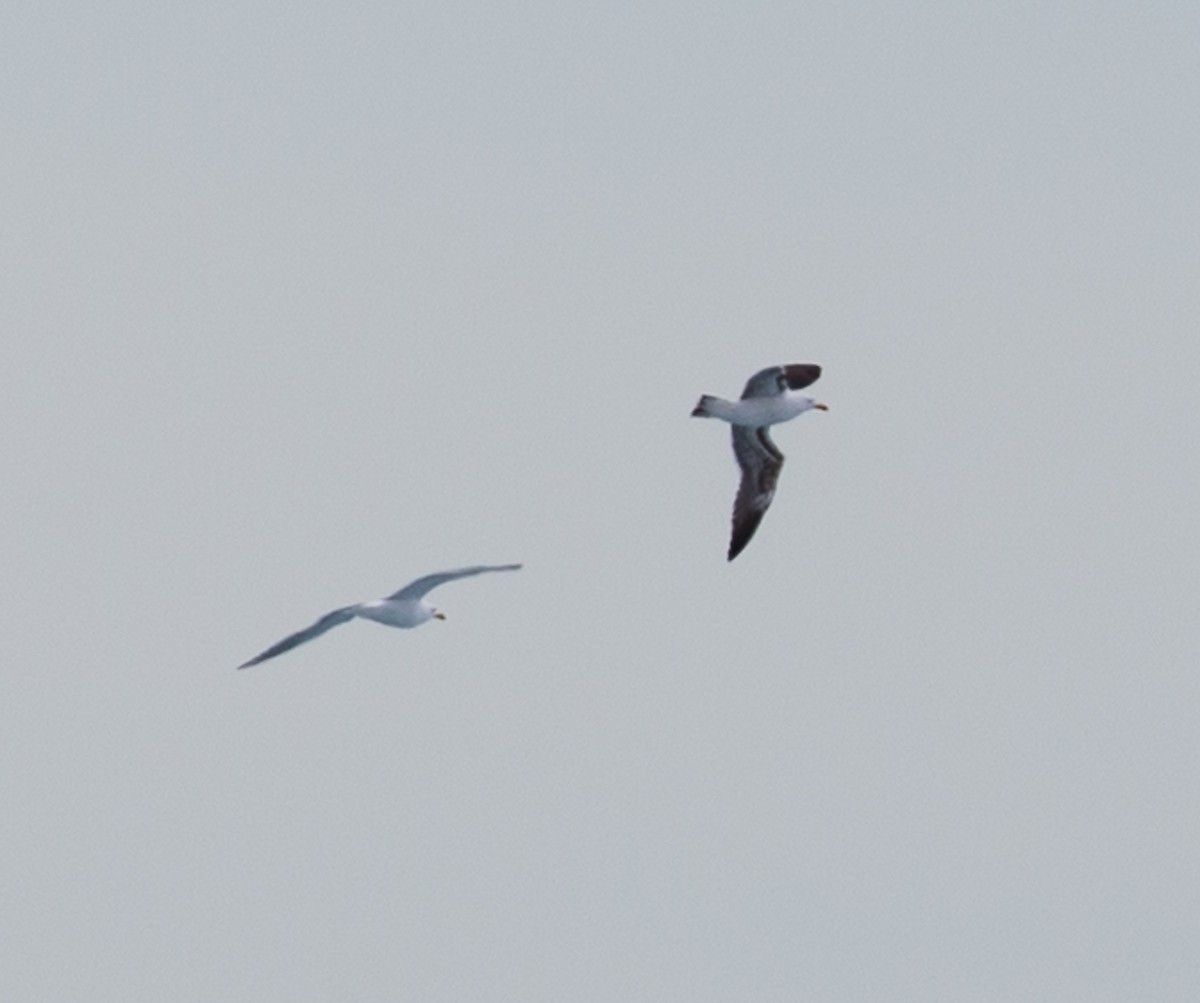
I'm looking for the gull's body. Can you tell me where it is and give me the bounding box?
[692,363,827,561]
[689,390,816,429]
[238,564,522,669]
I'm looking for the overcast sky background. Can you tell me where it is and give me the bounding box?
[4,2,1199,1000]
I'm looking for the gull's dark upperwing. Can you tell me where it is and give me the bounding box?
[728,425,784,560]
[740,363,821,399]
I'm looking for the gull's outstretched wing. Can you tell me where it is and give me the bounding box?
[238,606,359,669]
[728,426,784,561]
[387,564,523,602]
[740,363,821,399]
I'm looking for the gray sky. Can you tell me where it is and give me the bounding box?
[4,2,1200,999]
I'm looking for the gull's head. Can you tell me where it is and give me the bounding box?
[799,396,829,413]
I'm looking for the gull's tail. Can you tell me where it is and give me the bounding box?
[691,394,719,418]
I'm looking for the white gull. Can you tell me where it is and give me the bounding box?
[238,564,522,669]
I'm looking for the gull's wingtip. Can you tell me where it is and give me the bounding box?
[782,363,822,390]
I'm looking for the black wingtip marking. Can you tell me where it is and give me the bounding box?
[782,363,821,390]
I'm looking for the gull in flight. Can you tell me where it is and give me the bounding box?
[692,363,828,561]
[238,564,522,669]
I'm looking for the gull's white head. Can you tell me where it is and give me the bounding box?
[799,396,830,413]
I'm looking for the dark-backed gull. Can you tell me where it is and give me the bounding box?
[238,564,522,669]
[692,364,827,561]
